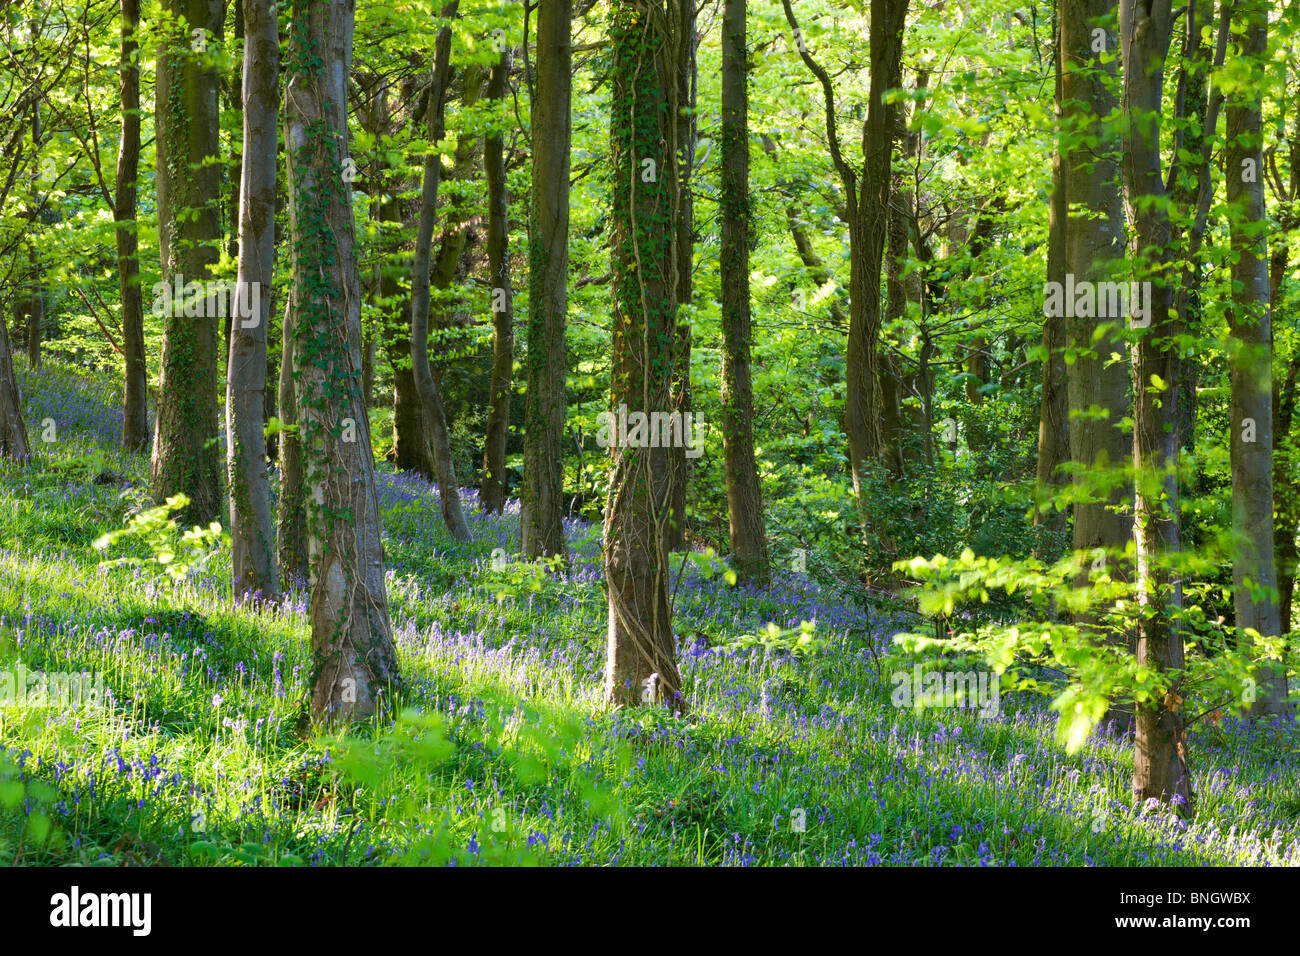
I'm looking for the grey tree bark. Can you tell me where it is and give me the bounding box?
[1035,1,1070,544]
[117,0,149,453]
[226,0,279,599]
[521,0,572,563]
[1060,0,1132,594]
[276,296,307,586]
[1120,0,1193,809]
[480,46,514,515]
[719,0,770,586]
[409,4,471,542]
[1224,0,1290,716]
[284,0,401,721]
[781,0,908,527]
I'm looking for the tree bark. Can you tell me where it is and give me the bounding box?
[409,4,471,542]
[1120,0,1193,809]
[226,0,279,599]
[665,0,696,551]
[0,305,30,461]
[23,74,43,371]
[521,0,572,562]
[1224,0,1289,716]
[1270,91,1300,636]
[782,0,907,527]
[1060,0,1132,590]
[284,0,401,722]
[604,0,686,711]
[480,46,514,515]
[718,0,770,586]
[276,297,307,585]
[152,0,224,525]
[117,0,149,453]
[1035,1,1070,542]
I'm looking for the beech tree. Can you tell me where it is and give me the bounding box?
[718,0,769,585]
[409,3,471,542]
[117,0,148,453]
[152,0,224,525]
[1060,0,1131,588]
[226,0,278,599]
[1224,0,1289,716]
[1034,1,1070,541]
[480,44,514,516]
[1119,0,1191,808]
[781,0,908,524]
[284,0,400,721]
[521,0,571,563]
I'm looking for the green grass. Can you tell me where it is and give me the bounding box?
[0,358,1298,866]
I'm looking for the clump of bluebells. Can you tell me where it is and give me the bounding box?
[0,359,1297,866]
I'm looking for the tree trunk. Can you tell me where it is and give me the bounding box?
[521,0,572,562]
[373,86,433,479]
[276,297,307,585]
[117,0,149,453]
[1060,0,1132,591]
[718,0,770,586]
[23,83,43,371]
[1120,0,1193,809]
[152,0,224,525]
[227,0,279,599]
[0,306,30,462]
[1169,2,1213,458]
[604,0,686,711]
[665,0,696,551]
[480,47,514,515]
[781,0,907,527]
[1270,91,1300,634]
[284,0,401,722]
[1225,0,1289,716]
[409,5,471,542]
[1035,1,1070,542]
[224,0,245,375]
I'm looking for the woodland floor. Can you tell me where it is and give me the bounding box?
[0,357,1297,866]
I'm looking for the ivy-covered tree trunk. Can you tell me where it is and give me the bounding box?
[1035,1,1070,543]
[226,0,278,599]
[604,0,686,711]
[480,46,514,516]
[1060,0,1132,597]
[276,296,307,586]
[665,0,696,552]
[117,0,149,453]
[521,0,571,563]
[284,0,400,721]
[152,0,224,525]
[409,4,470,542]
[718,0,769,586]
[1224,0,1290,717]
[1119,0,1193,809]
